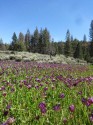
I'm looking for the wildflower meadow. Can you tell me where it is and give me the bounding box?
[0,61,93,125]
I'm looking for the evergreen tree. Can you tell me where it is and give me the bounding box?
[15,42,26,51]
[25,29,31,51]
[38,28,43,53]
[16,32,26,51]
[9,32,18,50]
[89,20,93,57]
[49,39,56,57]
[85,45,90,62]
[65,30,72,57]
[18,32,25,42]
[31,27,39,53]
[82,34,87,59]
[72,39,79,58]
[74,42,83,59]
[0,38,5,50]
[57,42,64,55]
[5,43,9,50]
[53,42,59,54]
[71,35,73,42]
[42,28,50,54]
[83,34,87,42]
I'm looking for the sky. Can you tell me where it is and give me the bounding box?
[0,0,93,43]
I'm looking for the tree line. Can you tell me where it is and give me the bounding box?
[0,20,93,63]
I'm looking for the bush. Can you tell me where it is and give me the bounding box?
[9,56,15,60]
[89,57,93,64]
[15,58,22,62]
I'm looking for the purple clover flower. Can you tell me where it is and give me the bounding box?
[1,86,5,91]
[3,110,8,116]
[53,104,60,111]
[39,102,46,109]
[87,97,93,104]
[2,92,7,97]
[23,80,27,86]
[78,91,82,95]
[59,93,65,98]
[63,118,67,124]
[39,102,47,114]
[11,87,15,92]
[69,104,75,112]
[36,78,41,83]
[52,78,56,82]
[89,113,93,122]
[82,97,93,107]
[81,98,87,105]
[40,108,47,114]
[89,116,93,122]
[27,84,32,89]
[6,104,11,109]
[2,117,15,125]
[35,85,39,89]
[44,87,48,91]
[39,84,43,87]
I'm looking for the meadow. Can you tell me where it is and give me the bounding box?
[0,60,93,125]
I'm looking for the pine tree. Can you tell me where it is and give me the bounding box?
[89,20,93,57]
[25,29,31,51]
[85,45,90,62]
[38,28,43,53]
[31,27,39,53]
[72,39,79,58]
[0,38,5,50]
[57,42,64,55]
[71,35,73,42]
[65,30,72,57]
[16,32,26,51]
[18,32,25,43]
[9,32,18,51]
[82,34,87,59]
[49,39,56,57]
[41,28,50,54]
[74,42,83,59]
[83,34,87,42]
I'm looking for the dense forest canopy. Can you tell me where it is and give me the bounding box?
[0,20,93,63]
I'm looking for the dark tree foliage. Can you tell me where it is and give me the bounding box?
[71,35,73,42]
[72,39,79,58]
[10,32,26,51]
[89,20,93,57]
[38,28,43,53]
[85,45,90,62]
[0,39,6,51]
[49,39,56,58]
[25,29,31,51]
[65,30,72,57]
[89,20,93,42]
[83,34,87,42]
[9,32,18,50]
[18,32,25,42]
[42,28,50,54]
[57,42,64,55]
[82,34,87,59]
[74,42,83,59]
[31,27,39,53]
[7,20,93,63]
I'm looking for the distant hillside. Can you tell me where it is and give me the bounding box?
[0,51,87,65]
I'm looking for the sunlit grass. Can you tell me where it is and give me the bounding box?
[0,61,93,125]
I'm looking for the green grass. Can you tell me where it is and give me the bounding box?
[0,61,93,125]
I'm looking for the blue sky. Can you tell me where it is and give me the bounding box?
[0,0,93,43]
